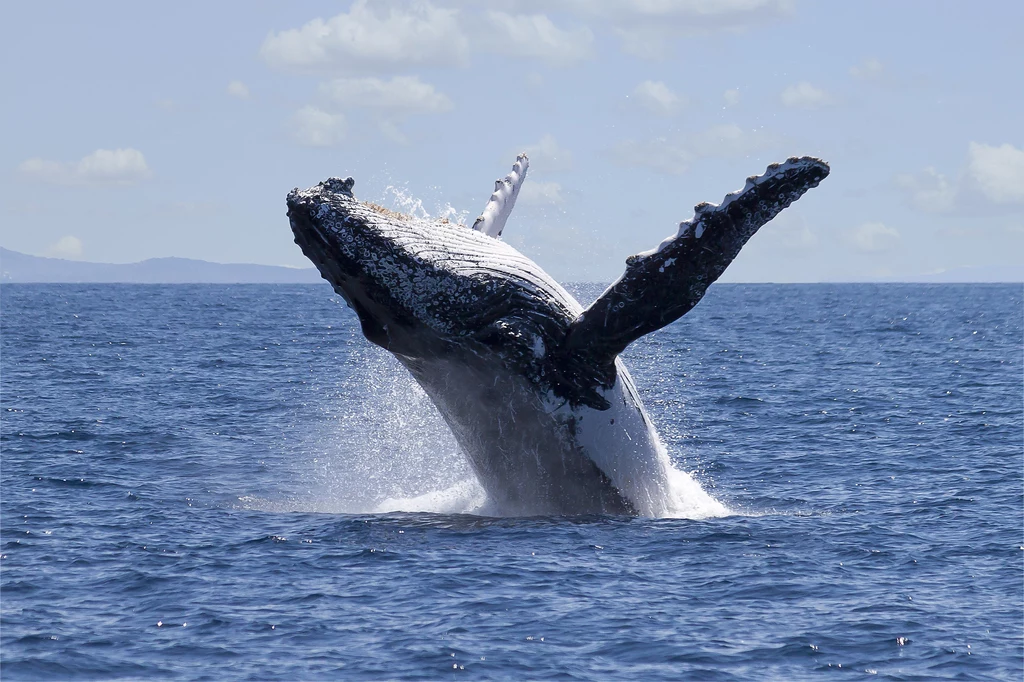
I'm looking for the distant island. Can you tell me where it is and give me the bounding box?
[0,248,323,284]
[1,247,1020,284]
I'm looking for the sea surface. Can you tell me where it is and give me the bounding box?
[1,283,1021,680]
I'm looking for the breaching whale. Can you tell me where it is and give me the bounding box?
[287,155,829,516]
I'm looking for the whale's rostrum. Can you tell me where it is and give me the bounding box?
[286,155,829,516]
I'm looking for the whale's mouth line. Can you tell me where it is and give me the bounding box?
[288,202,387,341]
[288,211,345,290]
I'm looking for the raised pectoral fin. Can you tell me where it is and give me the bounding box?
[563,156,829,372]
[472,154,529,238]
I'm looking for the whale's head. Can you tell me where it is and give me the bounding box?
[286,177,579,362]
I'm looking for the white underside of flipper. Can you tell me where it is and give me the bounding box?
[472,154,529,239]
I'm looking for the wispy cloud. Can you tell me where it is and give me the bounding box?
[849,57,884,80]
[614,124,780,175]
[895,141,1024,213]
[481,12,593,66]
[846,222,900,252]
[320,76,452,113]
[289,107,346,147]
[519,181,564,206]
[631,80,685,116]
[968,142,1024,204]
[46,235,84,259]
[226,80,250,98]
[19,148,151,186]
[780,82,832,109]
[521,134,574,172]
[894,167,957,213]
[260,0,468,73]
[559,0,795,58]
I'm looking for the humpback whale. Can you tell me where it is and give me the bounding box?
[287,155,829,516]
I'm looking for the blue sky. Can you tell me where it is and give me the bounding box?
[2,1,1021,281]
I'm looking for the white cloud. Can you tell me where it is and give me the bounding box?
[226,80,250,98]
[896,142,1024,213]
[18,148,150,186]
[631,80,684,115]
[290,107,346,147]
[614,124,779,175]
[260,0,468,73]
[968,142,1024,204]
[780,81,832,109]
[522,134,573,171]
[723,88,741,107]
[894,167,957,213]
[846,222,900,253]
[482,12,594,65]
[850,57,884,80]
[46,235,83,260]
[320,76,452,113]
[519,181,564,206]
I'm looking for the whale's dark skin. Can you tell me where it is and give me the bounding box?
[286,157,829,515]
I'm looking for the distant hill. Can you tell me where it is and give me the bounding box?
[890,265,1024,283]
[0,248,324,284]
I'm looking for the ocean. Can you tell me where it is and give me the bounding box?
[1,283,1021,680]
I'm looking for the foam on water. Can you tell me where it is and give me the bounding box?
[374,479,489,515]
[663,464,731,519]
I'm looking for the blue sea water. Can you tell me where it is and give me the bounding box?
[1,283,1021,680]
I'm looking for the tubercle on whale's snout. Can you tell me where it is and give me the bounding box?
[321,176,356,196]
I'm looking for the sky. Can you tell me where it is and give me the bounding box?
[2,0,1022,282]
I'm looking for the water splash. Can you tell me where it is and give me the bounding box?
[381,185,470,226]
[266,345,730,519]
[300,348,476,514]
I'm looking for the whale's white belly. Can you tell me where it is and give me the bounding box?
[399,354,674,516]
[553,358,675,517]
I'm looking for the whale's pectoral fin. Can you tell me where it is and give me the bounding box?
[472,153,529,238]
[562,156,829,387]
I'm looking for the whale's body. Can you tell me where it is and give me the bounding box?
[287,157,829,515]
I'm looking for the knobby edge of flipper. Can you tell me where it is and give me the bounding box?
[553,156,830,408]
[473,154,529,238]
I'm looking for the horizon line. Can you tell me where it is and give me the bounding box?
[2,247,1021,284]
